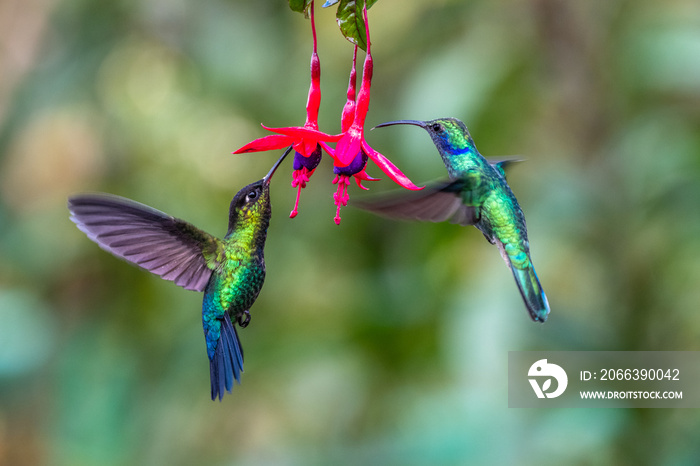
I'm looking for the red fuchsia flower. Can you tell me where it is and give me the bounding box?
[235,2,420,225]
[233,0,340,218]
[322,4,422,225]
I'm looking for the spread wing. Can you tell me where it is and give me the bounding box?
[486,156,523,180]
[354,179,479,226]
[68,193,223,291]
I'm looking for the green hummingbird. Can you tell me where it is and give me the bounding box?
[68,147,290,400]
[365,118,550,322]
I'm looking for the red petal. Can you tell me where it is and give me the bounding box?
[355,169,380,182]
[341,46,358,133]
[363,141,423,190]
[302,139,318,157]
[262,125,341,142]
[333,129,362,166]
[306,51,321,125]
[233,135,292,154]
[352,168,379,190]
[354,52,373,128]
[319,142,336,157]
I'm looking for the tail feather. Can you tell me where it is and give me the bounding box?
[510,264,550,322]
[210,313,244,401]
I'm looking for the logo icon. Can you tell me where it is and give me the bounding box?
[528,359,568,399]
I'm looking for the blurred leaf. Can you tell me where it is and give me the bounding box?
[289,0,313,15]
[334,0,379,51]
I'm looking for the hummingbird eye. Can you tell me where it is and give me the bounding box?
[245,190,258,202]
[431,123,443,133]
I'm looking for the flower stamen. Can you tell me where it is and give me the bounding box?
[332,174,351,225]
[290,167,314,218]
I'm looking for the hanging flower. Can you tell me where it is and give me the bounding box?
[322,3,421,225]
[233,0,340,218]
[237,1,421,224]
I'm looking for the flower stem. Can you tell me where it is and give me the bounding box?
[305,0,321,128]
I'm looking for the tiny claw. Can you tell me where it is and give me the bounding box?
[238,310,251,328]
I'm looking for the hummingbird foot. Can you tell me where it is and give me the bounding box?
[237,310,251,328]
[332,174,351,225]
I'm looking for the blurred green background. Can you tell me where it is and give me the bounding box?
[1,0,700,464]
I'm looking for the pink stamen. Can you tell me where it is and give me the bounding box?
[290,186,301,218]
[290,168,314,218]
[291,167,311,188]
[332,174,351,225]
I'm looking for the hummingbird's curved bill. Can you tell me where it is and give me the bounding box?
[372,120,426,129]
[263,148,289,184]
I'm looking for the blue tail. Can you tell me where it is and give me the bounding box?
[209,313,244,401]
[511,264,550,322]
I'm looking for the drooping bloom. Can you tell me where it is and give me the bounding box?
[235,1,420,224]
[233,0,340,218]
[322,4,422,225]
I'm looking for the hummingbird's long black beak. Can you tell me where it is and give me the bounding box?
[263,145,292,185]
[372,119,426,130]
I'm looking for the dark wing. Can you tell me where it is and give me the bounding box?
[68,193,223,291]
[354,179,479,226]
[486,156,523,180]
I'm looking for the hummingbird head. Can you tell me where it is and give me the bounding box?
[374,117,478,178]
[374,117,475,156]
[227,147,290,235]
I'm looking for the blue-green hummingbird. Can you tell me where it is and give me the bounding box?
[68,147,291,399]
[365,118,550,322]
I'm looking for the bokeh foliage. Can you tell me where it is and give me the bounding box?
[1,0,700,465]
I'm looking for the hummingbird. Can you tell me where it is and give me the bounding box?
[68,147,291,400]
[364,118,550,322]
